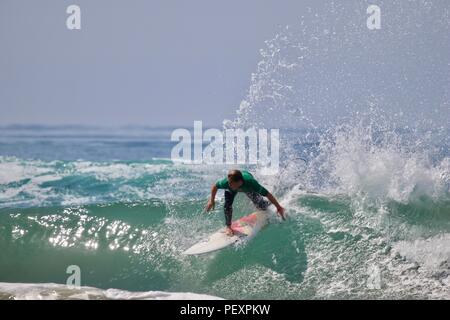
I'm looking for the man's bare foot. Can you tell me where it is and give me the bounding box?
[225,226,234,236]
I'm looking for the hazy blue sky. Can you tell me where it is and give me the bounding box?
[1,1,449,127]
[1,0,314,126]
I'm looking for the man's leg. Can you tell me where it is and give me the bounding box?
[245,192,270,211]
[224,190,237,227]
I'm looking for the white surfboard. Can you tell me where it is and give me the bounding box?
[182,210,269,255]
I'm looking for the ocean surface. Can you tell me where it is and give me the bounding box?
[1,1,450,299]
[0,123,449,300]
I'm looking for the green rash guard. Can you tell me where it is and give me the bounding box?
[215,171,269,196]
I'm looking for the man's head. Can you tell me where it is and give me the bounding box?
[227,169,244,190]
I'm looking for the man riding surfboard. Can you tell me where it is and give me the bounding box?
[206,169,286,236]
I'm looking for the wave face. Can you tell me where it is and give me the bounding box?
[0,124,449,299]
[1,0,450,299]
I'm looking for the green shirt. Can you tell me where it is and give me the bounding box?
[215,171,269,196]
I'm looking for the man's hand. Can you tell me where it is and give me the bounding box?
[266,192,286,221]
[276,206,286,220]
[205,184,218,213]
[205,199,215,212]
[205,184,217,212]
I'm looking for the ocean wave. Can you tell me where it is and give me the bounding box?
[0,157,222,208]
[0,282,223,300]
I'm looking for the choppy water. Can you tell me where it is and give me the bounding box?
[0,123,449,300]
[1,0,450,300]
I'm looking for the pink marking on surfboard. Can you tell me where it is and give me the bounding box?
[239,213,258,225]
[231,213,259,232]
[231,226,244,233]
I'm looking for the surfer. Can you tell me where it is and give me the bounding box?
[205,169,286,236]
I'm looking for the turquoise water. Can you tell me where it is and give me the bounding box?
[1,1,450,299]
[0,125,449,299]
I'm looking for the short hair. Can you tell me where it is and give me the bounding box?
[228,169,244,182]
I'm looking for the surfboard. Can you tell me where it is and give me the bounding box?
[182,210,269,255]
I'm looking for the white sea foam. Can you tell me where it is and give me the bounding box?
[0,282,223,300]
[0,159,51,184]
[319,122,450,203]
[72,161,169,181]
[393,234,450,272]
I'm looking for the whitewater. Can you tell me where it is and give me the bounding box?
[1,0,450,299]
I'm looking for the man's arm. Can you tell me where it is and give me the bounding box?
[266,192,286,220]
[249,178,286,220]
[205,184,218,212]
